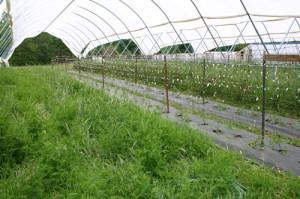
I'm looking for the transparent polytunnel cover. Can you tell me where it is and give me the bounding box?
[0,0,300,63]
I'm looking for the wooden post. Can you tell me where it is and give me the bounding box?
[135,56,138,84]
[78,56,80,76]
[102,56,105,88]
[164,55,170,113]
[260,53,300,147]
[202,58,206,104]
[65,56,67,72]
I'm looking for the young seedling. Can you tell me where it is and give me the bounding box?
[235,108,245,115]
[269,133,289,154]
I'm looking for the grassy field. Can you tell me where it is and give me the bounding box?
[75,59,300,119]
[0,66,299,198]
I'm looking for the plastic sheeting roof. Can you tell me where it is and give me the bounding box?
[1,0,300,62]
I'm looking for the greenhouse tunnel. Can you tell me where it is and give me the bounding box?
[1,0,300,182]
[0,0,299,65]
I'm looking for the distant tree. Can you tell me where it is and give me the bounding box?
[156,43,194,54]
[9,32,74,66]
[87,39,141,57]
[209,44,248,52]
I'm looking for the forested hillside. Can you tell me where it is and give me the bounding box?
[9,32,73,66]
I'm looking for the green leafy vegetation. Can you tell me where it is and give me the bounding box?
[0,66,299,198]
[9,33,73,66]
[87,39,141,57]
[76,59,300,118]
[156,43,194,54]
[209,44,248,52]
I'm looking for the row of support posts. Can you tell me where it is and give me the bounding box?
[72,54,300,152]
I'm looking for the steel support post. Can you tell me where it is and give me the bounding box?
[261,56,266,147]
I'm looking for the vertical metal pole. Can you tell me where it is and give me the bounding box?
[102,56,105,88]
[202,58,206,104]
[164,55,170,113]
[261,54,266,147]
[135,56,138,84]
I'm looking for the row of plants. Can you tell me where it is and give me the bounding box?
[74,59,299,119]
[1,66,299,198]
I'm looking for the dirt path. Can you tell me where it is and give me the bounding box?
[69,70,300,176]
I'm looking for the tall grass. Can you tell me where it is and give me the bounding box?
[0,66,299,198]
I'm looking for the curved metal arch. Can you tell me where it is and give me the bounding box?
[44,0,75,32]
[56,28,83,54]
[76,6,129,55]
[72,9,114,56]
[295,19,300,29]
[190,0,224,57]
[49,31,80,55]
[71,13,103,45]
[210,25,228,50]
[65,22,98,55]
[261,22,277,52]
[90,0,145,55]
[73,9,111,44]
[71,14,103,56]
[64,24,87,48]
[77,6,130,56]
[150,0,191,55]
[119,0,161,54]
[73,6,119,55]
[61,39,81,55]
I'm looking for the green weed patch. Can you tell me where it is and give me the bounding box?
[0,66,299,198]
